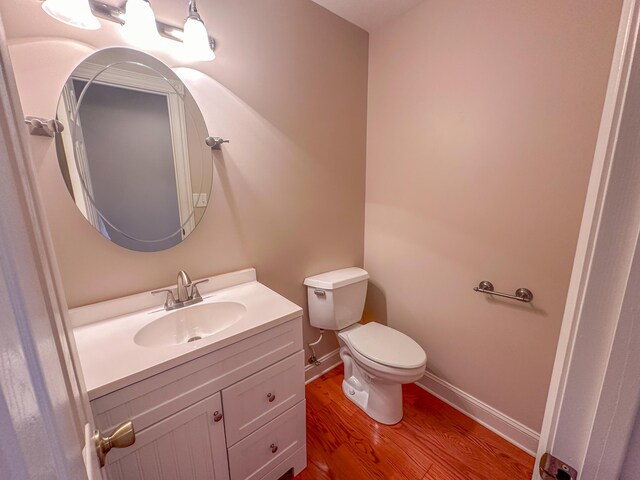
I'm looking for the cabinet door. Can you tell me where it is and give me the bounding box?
[104,393,229,480]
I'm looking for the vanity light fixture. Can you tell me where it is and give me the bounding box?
[121,0,161,49]
[39,0,217,61]
[41,0,100,30]
[183,0,216,61]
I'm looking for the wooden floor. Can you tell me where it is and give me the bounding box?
[287,365,534,480]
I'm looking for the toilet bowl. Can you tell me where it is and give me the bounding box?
[304,267,427,425]
[338,322,426,424]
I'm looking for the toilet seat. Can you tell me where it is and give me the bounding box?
[345,322,426,369]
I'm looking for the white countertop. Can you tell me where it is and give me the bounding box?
[72,270,303,400]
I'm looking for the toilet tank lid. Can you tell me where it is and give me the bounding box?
[304,267,369,290]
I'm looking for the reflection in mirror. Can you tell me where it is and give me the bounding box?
[55,48,212,252]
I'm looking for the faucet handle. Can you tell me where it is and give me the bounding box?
[151,288,177,309]
[189,279,209,300]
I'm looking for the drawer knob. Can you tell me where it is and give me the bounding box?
[213,411,223,423]
[267,393,276,403]
[270,443,278,454]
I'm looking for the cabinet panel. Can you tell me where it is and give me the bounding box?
[105,393,229,480]
[223,351,305,446]
[92,317,302,433]
[228,400,306,480]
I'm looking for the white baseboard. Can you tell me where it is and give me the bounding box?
[415,372,540,455]
[304,348,343,384]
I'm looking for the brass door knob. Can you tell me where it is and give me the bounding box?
[94,421,136,467]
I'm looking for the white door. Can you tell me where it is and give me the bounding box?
[0,11,113,479]
[534,0,640,478]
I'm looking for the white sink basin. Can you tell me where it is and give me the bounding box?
[72,269,304,398]
[134,301,246,347]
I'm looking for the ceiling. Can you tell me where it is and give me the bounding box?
[311,0,424,32]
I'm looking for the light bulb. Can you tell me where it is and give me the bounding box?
[121,0,161,49]
[42,0,100,30]
[183,16,216,61]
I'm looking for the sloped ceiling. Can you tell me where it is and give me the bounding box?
[311,0,424,32]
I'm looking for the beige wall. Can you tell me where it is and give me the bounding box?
[2,0,368,361]
[364,0,621,431]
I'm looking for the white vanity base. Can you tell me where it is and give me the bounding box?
[72,269,307,480]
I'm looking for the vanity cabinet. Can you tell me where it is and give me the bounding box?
[90,317,307,480]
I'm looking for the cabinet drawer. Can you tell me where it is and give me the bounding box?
[228,401,306,480]
[91,317,302,434]
[222,351,305,446]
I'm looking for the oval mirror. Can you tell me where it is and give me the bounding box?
[54,47,213,252]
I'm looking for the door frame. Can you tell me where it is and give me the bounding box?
[0,12,92,480]
[534,0,640,478]
[58,78,101,229]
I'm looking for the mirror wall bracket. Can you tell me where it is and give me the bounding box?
[24,116,64,137]
[56,1,216,51]
[205,136,230,150]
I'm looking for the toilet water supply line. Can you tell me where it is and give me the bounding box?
[308,329,324,366]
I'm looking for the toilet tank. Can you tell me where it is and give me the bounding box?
[304,267,369,330]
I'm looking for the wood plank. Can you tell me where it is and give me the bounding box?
[284,365,534,480]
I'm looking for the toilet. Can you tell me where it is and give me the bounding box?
[304,267,427,425]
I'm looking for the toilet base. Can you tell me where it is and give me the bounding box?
[341,357,404,425]
[341,376,403,425]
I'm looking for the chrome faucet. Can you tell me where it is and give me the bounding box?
[151,270,209,311]
[176,270,191,302]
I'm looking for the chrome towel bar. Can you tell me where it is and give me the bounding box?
[473,281,533,303]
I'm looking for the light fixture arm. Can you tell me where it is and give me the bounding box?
[188,0,201,21]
